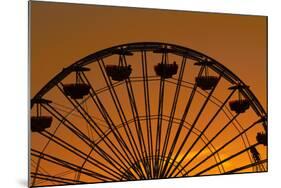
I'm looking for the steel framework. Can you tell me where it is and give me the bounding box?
[30,42,267,187]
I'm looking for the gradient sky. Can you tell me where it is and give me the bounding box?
[31,1,267,108]
[30,1,267,186]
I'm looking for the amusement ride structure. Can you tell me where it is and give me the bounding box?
[30,42,267,187]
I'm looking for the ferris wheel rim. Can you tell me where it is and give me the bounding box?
[30,41,268,186]
[31,41,266,119]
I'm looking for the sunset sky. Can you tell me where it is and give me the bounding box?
[31,1,266,108]
[30,1,267,187]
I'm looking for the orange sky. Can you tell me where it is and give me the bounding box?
[30,1,267,187]
[31,1,267,108]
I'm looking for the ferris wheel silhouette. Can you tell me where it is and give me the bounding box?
[30,42,267,187]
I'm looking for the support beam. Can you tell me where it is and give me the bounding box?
[77,72,144,179]
[158,56,187,177]
[31,172,86,184]
[159,66,204,177]
[31,149,114,182]
[98,59,146,178]
[42,103,136,179]
[223,159,267,174]
[123,53,150,178]
[141,51,153,178]
[195,143,260,176]
[184,118,263,176]
[40,131,124,179]
[170,88,236,177]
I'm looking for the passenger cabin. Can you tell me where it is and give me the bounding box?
[63,83,91,99]
[256,132,267,146]
[194,60,219,90]
[31,116,52,132]
[154,62,178,78]
[195,76,219,90]
[228,84,250,113]
[105,65,132,81]
[63,66,91,99]
[229,99,250,113]
[31,98,53,133]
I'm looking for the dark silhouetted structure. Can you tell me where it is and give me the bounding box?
[105,49,133,81]
[228,85,250,113]
[105,65,132,81]
[30,42,267,186]
[154,62,178,78]
[31,99,53,132]
[256,132,267,146]
[63,67,91,99]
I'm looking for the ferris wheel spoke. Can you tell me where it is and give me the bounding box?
[223,159,267,174]
[31,177,76,186]
[158,56,187,178]
[31,42,267,184]
[31,172,87,185]
[40,106,127,177]
[122,53,150,178]
[79,71,119,130]
[171,113,239,177]
[31,177,70,186]
[164,74,221,177]
[40,131,124,180]
[133,113,220,168]
[170,88,237,177]
[42,103,94,146]
[31,149,114,182]
[160,65,204,177]
[155,50,175,177]
[223,109,254,169]
[184,118,264,176]
[125,79,150,176]
[31,159,56,186]
[166,78,229,111]
[94,76,159,96]
[77,72,146,179]
[42,103,136,178]
[56,84,141,179]
[31,159,51,179]
[98,58,148,178]
[97,60,148,180]
[52,103,107,127]
[98,58,142,160]
[31,152,107,183]
[154,78,165,177]
[141,51,153,178]
[195,142,260,176]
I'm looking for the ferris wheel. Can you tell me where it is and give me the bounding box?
[30,42,267,187]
